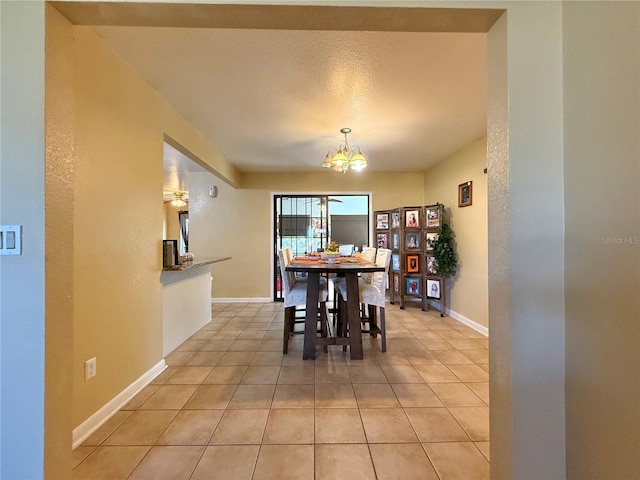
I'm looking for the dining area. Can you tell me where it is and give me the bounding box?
[279,246,392,361]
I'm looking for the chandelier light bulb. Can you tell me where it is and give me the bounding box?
[321,128,367,173]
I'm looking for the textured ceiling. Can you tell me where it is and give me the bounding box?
[56,3,492,174]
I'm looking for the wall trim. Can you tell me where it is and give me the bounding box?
[428,301,488,337]
[212,297,272,303]
[72,359,167,449]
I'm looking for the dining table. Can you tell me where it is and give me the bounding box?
[285,256,385,360]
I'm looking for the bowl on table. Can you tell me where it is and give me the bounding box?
[320,252,340,263]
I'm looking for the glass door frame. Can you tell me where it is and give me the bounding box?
[271,192,372,301]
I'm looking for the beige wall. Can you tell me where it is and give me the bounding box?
[563,3,640,479]
[45,9,239,431]
[191,171,425,299]
[423,136,488,328]
[242,172,425,212]
[71,23,165,427]
[44,6,75,478]
[190,172,272,299]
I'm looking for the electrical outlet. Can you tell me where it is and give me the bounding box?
[85,357,96,381]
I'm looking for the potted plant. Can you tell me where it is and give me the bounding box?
[432,223,457,315]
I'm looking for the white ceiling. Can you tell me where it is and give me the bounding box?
[93,26,487,174]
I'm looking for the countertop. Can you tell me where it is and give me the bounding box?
[162,256,232,271]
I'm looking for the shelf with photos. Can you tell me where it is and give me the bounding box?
[374,203,445,316]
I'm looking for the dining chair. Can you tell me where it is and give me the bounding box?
[277,249,329,354]
[358,246,378,284]
[283,247,328,286]
[336,248,392,352]
[331,246,377,326]
[338,244,355,256]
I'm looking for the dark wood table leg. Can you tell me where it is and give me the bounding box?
[345,272,363,360]
[303,271,320,360]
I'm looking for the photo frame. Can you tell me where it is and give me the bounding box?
[391,211,401,229]
[406,277,421,295]
[458,181,473,207]
[376,212,389,229]
[376,233,388,249]
[426,255,438,275]
[405,232,420,250]
[405,209,420,228]
[427,279,441,299]
[393,274,400,293]
[392,254,401,271]
[425,232,438,252]
[392,232,400,250]
[426,206,441,228]
[406,255,419,273]
[162,239,179,268]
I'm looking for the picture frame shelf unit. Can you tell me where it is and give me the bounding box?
[376,203,446,316]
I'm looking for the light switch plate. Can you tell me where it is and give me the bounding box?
[0,225,22,255]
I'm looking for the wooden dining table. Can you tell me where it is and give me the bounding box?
[285,256,385,360]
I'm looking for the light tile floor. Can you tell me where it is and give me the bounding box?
[73,301,489,480]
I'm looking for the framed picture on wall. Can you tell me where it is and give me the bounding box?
[405,210,420,228]
[406,277,421,295]
[392,233,399,250]
[393,274,400,293]
[425,232,438,252]
[391,211,401,229]
[458,181,473,207]
[426,207,441,227]
[405,232,420,250]
[427,279,441,299]
[392,254,401,271]
[407,255,419,273]
[376,233,388,249]
[426,256,438,275]
[376,213,389,229]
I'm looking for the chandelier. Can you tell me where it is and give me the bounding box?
[321,128,367,173]
[171,191,188,208]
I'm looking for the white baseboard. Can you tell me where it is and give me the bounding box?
[72,359,167,449]
[211,297,272,303]
[428,301,488,337]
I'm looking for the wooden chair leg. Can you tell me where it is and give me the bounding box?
[320,302,328,353]
[339,295,349,352]
[380,306,387,352]
[283,306,294,354]
[369,305,378,337]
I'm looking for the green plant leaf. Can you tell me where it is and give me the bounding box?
[432,223,457,278]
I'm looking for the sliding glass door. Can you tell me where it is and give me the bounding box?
[273,194,370,301]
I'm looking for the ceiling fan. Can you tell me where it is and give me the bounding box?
[163,190,189,207]
[303,197,343,206]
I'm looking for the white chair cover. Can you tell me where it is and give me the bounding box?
[278,249,327,308]
[338,244,354,256]
[336,248,391,308]
[359,246,377,284]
